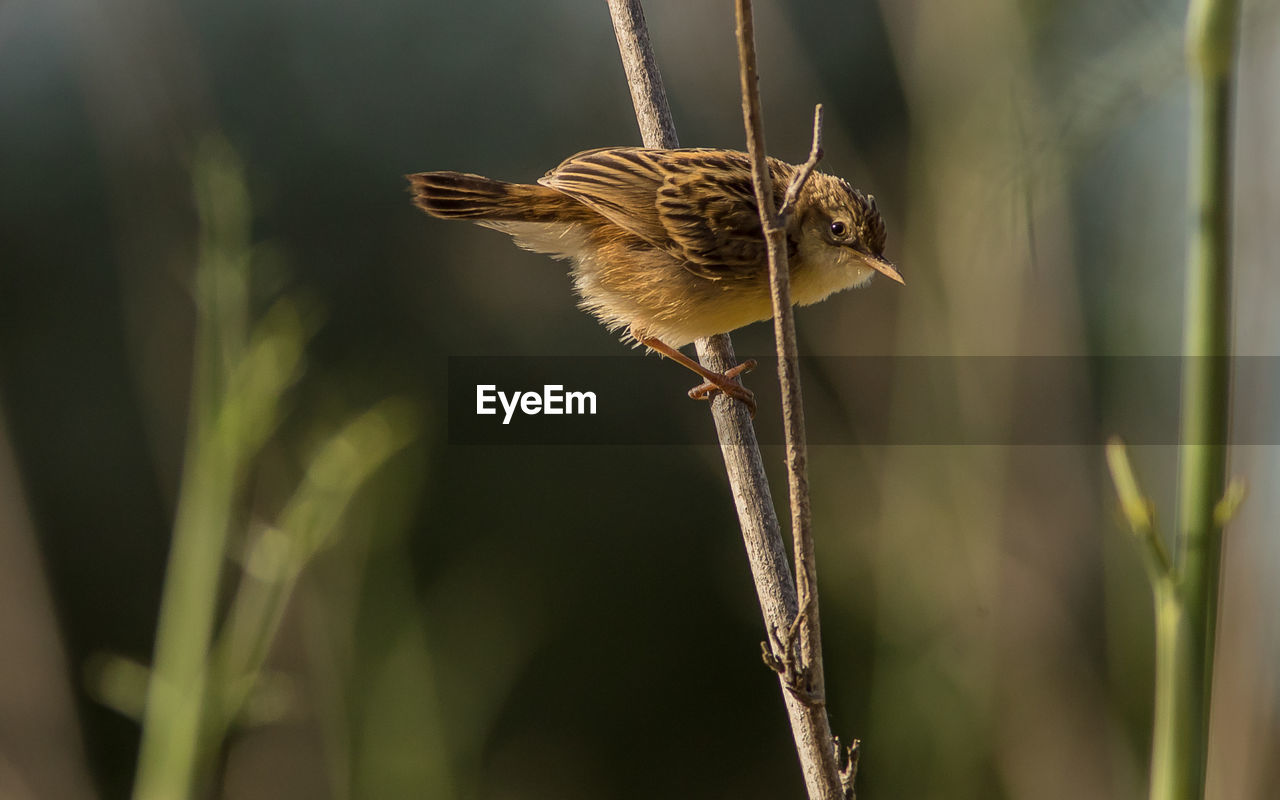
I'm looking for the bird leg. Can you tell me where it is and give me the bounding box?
[633,331,757,416]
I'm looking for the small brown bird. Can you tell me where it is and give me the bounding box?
[409,147,901,412]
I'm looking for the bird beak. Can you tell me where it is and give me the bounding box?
[865,254,905,285]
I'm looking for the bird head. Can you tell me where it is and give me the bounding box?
[797,174,902,285]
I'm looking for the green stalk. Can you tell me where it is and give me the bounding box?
[131,399,236,800]
[1148,1,1239,797]
[132,140,304,800]
[132,140,251,800]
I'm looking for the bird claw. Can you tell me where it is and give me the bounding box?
[688,359,758,416]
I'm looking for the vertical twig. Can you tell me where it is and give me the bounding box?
[735,0,822,680]
[1107,2,1239,798]
[1160,0,1239,797]
[734,1,842,795]
[606,2,847,798]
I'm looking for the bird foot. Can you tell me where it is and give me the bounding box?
[687,359,757,417]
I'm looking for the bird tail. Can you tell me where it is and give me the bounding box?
[408,172,585,223]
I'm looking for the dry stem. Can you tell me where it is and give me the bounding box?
[733,1,842,796]
[607,1,848,797]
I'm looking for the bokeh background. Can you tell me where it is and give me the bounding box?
[1,0,1278,798]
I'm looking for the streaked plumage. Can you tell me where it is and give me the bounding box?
[409,147,900,412]
[409,147,898,348]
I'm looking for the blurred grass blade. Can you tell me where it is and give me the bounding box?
[207,398,418,742]
[132,137,304,800]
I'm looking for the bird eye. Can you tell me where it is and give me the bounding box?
[829,220,848,238]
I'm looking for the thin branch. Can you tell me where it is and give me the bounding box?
[606,2,847,798]
[606,0,678,149]
[733,1,843,797]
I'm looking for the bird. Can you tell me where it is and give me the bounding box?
[408,147,902,414]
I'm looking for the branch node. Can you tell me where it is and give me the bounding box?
[1213,477,1247,526]
[761,619,824,707]
[834,737,860,800]
[1105,437,1173,585]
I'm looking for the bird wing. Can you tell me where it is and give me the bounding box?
[539,147,673,246]
[541,148,791,280]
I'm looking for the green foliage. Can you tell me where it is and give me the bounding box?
[130,137,416,800]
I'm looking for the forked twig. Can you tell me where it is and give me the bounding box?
[778,105,826,224]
